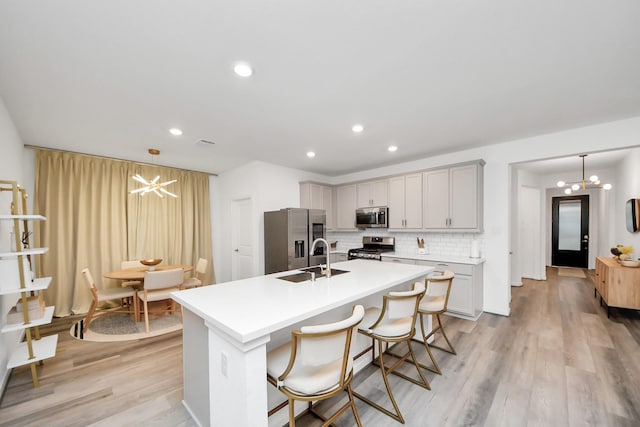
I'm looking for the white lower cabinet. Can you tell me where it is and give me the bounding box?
[383,256,483,320]
[382,257,415,265]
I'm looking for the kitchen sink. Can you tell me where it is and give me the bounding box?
[301,266,349,276]
[277,267,349,283]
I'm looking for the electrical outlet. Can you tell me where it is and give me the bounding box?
[221,352,228,377]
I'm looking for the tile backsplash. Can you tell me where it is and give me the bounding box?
[327,230,485,258]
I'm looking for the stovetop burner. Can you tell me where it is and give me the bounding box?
[348,236,395,260]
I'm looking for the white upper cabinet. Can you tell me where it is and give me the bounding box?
[356,179,388,208]
[336,184,358,229]
[300,182,334,230]
[300,159,483,233]
[423,161,484,232]
[388,173,422,229]
[322,186,334,230]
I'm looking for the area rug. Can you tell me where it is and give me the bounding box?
[70,312,182,342]
[557,267,586,278]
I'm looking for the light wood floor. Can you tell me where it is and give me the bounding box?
[1,267,639,426]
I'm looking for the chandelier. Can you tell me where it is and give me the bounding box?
[556,154,612,195]
[130,149,178,198]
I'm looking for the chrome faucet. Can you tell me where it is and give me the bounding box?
[310,238,331,278]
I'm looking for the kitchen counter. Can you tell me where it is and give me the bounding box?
[172,259,433,427]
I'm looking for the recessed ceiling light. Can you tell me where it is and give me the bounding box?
[307,151,316,158]
[388,145,398,152]
[169,128,183,136]
[352,124,364,133]
[233,62,253,77]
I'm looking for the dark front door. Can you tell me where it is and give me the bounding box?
[552,195,589,268]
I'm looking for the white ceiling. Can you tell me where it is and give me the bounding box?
[512,149,630,176]
[1,1,639,176]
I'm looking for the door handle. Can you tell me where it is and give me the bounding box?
[234,248,239,252]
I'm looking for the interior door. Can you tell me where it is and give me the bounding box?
[519,186,542,279]
[551,195,589,268]
[232,197,254,280]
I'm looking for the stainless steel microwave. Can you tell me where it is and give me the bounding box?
[356,206,388,229]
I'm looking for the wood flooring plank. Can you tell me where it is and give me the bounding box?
[483,381,530,427]
[581,312,615,349]
[589,344,640,421]
[561,302,596,373]
[565,365,609,427]
[526,346,569,427]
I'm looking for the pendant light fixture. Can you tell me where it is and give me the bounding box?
[556,154,612,195]
[130,149,178,198]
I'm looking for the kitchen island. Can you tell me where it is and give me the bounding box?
[171,259,433,427]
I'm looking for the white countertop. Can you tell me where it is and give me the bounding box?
[381,251,486,265]
[172,259,432,344]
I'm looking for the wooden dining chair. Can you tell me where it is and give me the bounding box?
[120,259,144,289]
[81,268,137,333]
[181,258,208,289]
[138,268,184,333]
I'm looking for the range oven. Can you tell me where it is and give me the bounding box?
[348,236,395,261]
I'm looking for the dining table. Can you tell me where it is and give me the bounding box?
[103,264,193,282]
[104,264,194,322]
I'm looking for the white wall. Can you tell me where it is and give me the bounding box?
[514,169,545,282]
[214,116,640,318]
[0,96,26,394]
[214,161,329,283]
[614,148,640,253]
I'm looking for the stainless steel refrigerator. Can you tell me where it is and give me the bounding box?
[264,208,326,274]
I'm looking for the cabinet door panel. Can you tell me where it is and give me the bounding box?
[404,173,422,229]
[446,275,473,316]
[310,184,324,209]
[357,182,372,207]
[388,176,405,228]
[371,180,388,206]
[382,257,416,265]
[450,164,478,229]
[322,186,334,230]
[424,169,450,229]
[336,184,357,229]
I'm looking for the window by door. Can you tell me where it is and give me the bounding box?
[551,195,589,268]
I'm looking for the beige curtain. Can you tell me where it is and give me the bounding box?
[33,149,214,316]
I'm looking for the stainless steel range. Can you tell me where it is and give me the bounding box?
[348,236,395,261]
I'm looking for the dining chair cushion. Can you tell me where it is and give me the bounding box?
[419,295,446,312]
[299,305,364,366]
[143,268,184,290]
[427,270,455,281]
[137,287,181,302]
[97,287,137,302]
[267,305,363,396]
[182,258,208,288]
[359,306,414,338]
[267,342,349,396]
[181,277,202,288]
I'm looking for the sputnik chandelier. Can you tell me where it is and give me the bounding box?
[556,154,612,195]
[130,149,178,198]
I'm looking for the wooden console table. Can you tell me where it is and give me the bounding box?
[594,256,640,317]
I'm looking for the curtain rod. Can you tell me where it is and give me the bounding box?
[24,145,218,176]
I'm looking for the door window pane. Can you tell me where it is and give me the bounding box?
[558,200,581,251]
